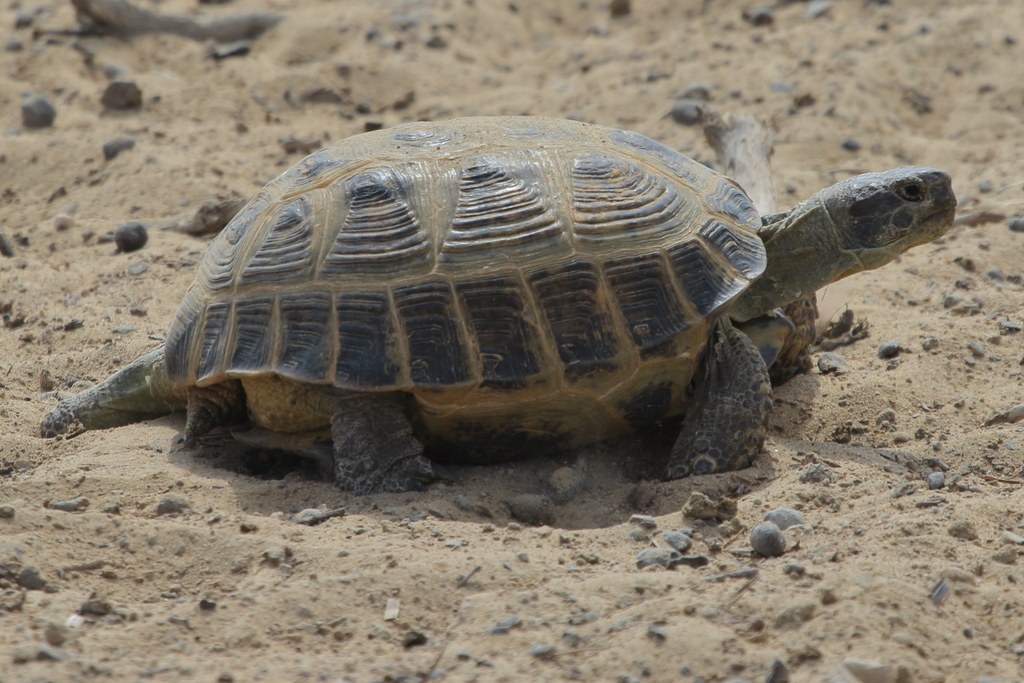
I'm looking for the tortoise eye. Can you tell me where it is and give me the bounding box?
[895,182,924,202]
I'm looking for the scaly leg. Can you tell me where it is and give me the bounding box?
[666,319,773,479]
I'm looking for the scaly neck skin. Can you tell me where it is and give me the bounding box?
[729,196,861,323]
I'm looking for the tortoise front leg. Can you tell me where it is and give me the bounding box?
[665,319,774,479]
[328,392,445,494]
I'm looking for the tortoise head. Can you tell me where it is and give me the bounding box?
[815,166,956,276]
[729,166,956,322]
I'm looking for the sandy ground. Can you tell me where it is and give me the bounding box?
[2,0,1024,681]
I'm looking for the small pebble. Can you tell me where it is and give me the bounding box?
[4,36,23,52]
[986,268,1004,281]
[529,643,557,659]
[841,138,861,152]
[927,472,945,490]
[0,505,14,519]
[15,10,34,28]
[44,622,68,646]
[1008,217,1024,233]
[636,547,681,569]
[128,261,148,275]
[681,84,711,101]
[516,552,529,563]
[49,496,88,512]
[922,337,939,351]
[115,222,148,252]
[504,494,554,526]
[948,520,978,541]
[53,214,75,231]
[968,341,985,357]
[750,522,786,557]
[782,562,805,578]
[763,508,804,530]
[817,352,848,375]
[765,658,790,683]
[608,0,630,17]
[877,340,901,359]
[489,615,520,634]
[646,623,668,642]
[745,6,773,26]
[156,496,190,515]
[662,530,692,553]
[977,179,993,193]
[799,462,832,483]
[629,514,657,529]
[22,95,57,129]
[454,495,473,511]
[103,137,136,161]
[669,99,705,126]
[876,409,896,425]
[17,566,46,590]
[101,80,142,110]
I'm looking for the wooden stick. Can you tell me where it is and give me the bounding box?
[703,110,777,214]
[71,0,282,42]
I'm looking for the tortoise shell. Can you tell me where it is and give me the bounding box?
[164,116,766,452]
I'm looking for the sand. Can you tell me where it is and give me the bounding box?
[1,0,1023,681]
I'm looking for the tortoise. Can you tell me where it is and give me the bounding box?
[40,116,956,494]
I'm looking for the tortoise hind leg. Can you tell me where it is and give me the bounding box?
[183,380,247,445]
[329,392,445,494]
[665,319,773,479]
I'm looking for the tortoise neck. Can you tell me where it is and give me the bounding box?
[729,196,859,322]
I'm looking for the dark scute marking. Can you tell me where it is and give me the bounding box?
[278,292,333,382]
[394,281,470,386]
[696,218,766,279]
[444,158,562,256]
[571,153,684,242]
[230,296,274,373]
[456,277,541,383]
[196,301,231,381]
[705,178,760,229]
[164,294,200,384]
[205,194,269,291]
[619,381,674,429]
[604,253,691,348]
[667,237,751,317]
[289,148,342,183]
[391,127,462,147]
[239,196,314,285]
[321,169,428,275]
[528,260,619,368]
[608,128,701,184]
[335,292,400,388]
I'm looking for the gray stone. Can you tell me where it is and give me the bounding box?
[115,222,148,252]
[504,494,554,526]
[101,80,142,110]
[670,99,705,126]
[750,522,786,557]
[948,519,978,540]
[662,530,692,553]
[841,138,861,152]
[156,496,190,515]
[16,565,45,590]
[4,36,23,52]
[765,658,790,683]
[773,602,816,629]
[636,547,681,569]
[22,95,56,129]
[454,495,474,511]
[49,496,88,512]
[764,507,804,530]
[799,462,832,483]
[102,137,136,161]
[876,340,901,359]
[817,352,849,374]
[922,337,939,351]
[1008,217,1024,233]
[528,643,557,659]
[926,472,945,490]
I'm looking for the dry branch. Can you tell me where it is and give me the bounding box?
[703,110,777,215]
[71,0,282,42]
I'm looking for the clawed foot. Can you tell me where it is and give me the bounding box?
[335,455,453,495]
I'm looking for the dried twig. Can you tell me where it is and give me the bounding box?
[71,0,282,42]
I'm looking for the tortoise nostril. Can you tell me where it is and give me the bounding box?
[896,183,924,202]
